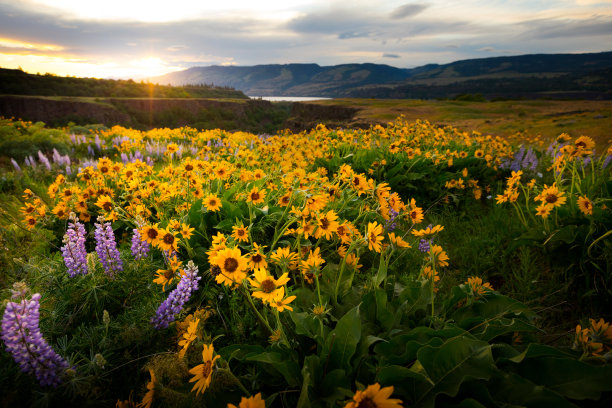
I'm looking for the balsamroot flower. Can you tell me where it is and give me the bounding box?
[344,383,403,408]
[131,228,150,260]
[94,215,123,277]
[61,213,88,277]
[151,261,201,329]
[1,285,70,387]
[189,343,220,396]
[227,393,266,408]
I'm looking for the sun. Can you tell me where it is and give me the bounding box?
[129,57,172,78]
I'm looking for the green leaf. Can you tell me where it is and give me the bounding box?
[214,218,235,231]
[321,305,361,372]
[488,371,578,408]
[247,351,301,387]
[502,343,576,364]
[516,356,612,400]
[414,336,496,408]
[290,311,321,342]
[218,344,265,363]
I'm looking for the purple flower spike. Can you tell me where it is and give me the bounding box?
[61,214,88,277]
[130,228,150,260]
[94,216,123,277]
[151,261,200,329]
[419,239,431,253]
[1,288,70,387]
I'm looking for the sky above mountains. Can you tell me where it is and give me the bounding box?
[0,0,611,79]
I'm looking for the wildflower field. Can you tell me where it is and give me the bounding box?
[0,116,610,407]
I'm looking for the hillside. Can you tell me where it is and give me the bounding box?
[150,52,612,99]
[0,68,248,99]
[150,63,411,96]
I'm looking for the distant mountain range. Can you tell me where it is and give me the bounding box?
[149,52,612,99]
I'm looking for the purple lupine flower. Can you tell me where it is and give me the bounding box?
[65,165,71,176]
[151,261,201,329]
[419,239,430,253]
[87,145,94,156]
[1,286,70,387]
[38,151,51,171]
[10,158,21,172]
[130,229,150,260]
[94,216,123,277]
[61,214,88,277]
[603,154,611,170]
[52,148,61,164]
[385,208,399,231]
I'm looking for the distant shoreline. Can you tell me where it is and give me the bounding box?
[249,96,332,102]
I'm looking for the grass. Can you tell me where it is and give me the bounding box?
[313,98,612,148]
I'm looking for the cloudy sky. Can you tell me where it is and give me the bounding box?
[0,0,611,79]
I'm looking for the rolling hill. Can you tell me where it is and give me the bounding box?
[149,52,612,99]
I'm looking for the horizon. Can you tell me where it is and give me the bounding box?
[1,1,611,79]
[4,49,612,82]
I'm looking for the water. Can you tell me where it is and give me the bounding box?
[249,96,332,102]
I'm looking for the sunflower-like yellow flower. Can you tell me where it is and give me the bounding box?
[344,383,403,408]
[204,194,222,212]
[248,243,268,272]
[535,184,566,208]
[466,276,494,296]
[211,247,249,286]
[232,224,249,243]
[388,232,411,249]
[248,269,290,304]
[429,245,449,268]
[140,224,161,246]
[189,344,220,396]
[577,196,593,215]
[178,318,200,359]
[137,369,156,408]
[367,221,384,253]
[268,287,296,312]
[247,186,266,205]
[157,228,179,253]
[315,210,339,240]
[411,224,444,238]
[227,392,266,408]
[270,247,298,270]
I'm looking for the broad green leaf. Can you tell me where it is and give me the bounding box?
[488,371,578,408]
[247,351,301,387]
[414,336,496,408]
[321,305,361,372]
[516,356,612,400]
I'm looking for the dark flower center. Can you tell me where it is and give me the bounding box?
[224,258,238,273]
[202,361,212,378]
[356,397,377,408]
[545,194,558,204]
[252,254,262,263]
[261,279,276,293]
[102,202,112,212]
[164,270,174,280]
[163,233,174,245]
[211,265,221,277]
[251,192,260,201]
[320,217,330,229]
[147,229,158,239]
